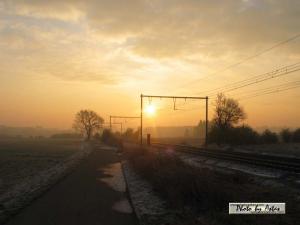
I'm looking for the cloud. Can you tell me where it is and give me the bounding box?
[4,0,300,57]
[0,0,299,85]
[3,0,84,21]
[0,22,117,84]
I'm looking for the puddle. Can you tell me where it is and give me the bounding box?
[98,163,126,192]
[98,162,133,214]
[112,198,133,213]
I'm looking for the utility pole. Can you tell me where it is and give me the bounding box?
[205,96,208,146]
[109,115,140,136]
[141,94,143,145]
[140,94,208,146]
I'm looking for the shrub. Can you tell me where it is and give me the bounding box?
[101,129,122,147]
[292,128,300,142]
[93,132,101,140]
[280,129,292,143]
[122,128,139,142]
[208,125,226,144]
[208,125,259,145]
[101,129,111,142]
[260,129,278,144]
[227,125,260,145]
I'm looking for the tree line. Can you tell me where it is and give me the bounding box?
[208,93,300,145]
[72,109,139,144]
[72,95,300,146]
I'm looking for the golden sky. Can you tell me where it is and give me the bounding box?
[0,0,299,129]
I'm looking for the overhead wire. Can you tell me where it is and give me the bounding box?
[238,82,300,101]
[203,62,300,97]
[172,33,300,92]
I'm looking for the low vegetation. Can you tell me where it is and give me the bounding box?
[125,146,299,225]
[100,129,123,147]
[94,127,139,146]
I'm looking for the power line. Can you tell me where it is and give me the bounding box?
[173,33,300,91]
[204,80,300,102]
[203,62,300,95]
[235,80,300,99]
[207,33,300,77]
[203,80,300,105]
[239,84,300,101]
[109,115,140,129]
[203,62,300,97]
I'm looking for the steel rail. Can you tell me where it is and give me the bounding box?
[151,142,300,173]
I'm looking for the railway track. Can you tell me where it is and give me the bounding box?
[151,142,300,173]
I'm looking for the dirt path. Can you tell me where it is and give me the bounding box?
[5,145,138,225]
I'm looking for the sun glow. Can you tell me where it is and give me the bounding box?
[145,104,156,116]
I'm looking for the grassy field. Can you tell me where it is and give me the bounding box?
[0,138,82,197]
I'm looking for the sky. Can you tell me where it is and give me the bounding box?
[0,0,299,130]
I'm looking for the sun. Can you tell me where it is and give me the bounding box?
[145,104,156,116]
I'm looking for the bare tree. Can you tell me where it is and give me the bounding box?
[213,93,246,129]
[73,110,104,140]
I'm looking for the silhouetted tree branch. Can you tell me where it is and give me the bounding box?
[213,93,246,129]
[73,110,104,140]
